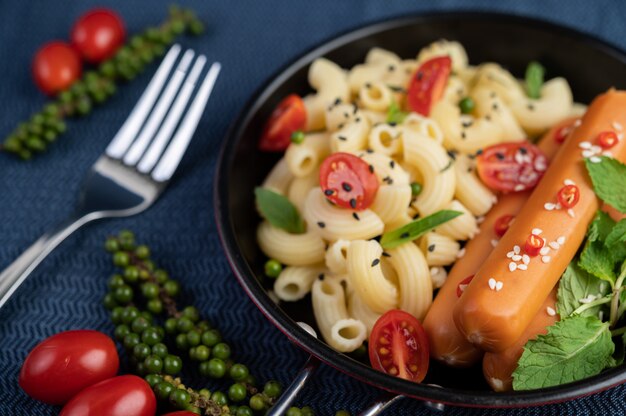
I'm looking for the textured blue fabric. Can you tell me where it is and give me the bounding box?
[1,1,626,415]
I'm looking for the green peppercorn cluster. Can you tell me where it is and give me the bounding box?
[2,5,204,160]
[104,230,322,415]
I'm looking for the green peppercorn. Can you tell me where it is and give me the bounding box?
[236,406,253,416]
[133,343,151,360]
[189,20,204,35]
[118,230,135,248]
[138,269,150,280]
[302,407,314,416]
[111,306,125,323]
[18,149,32,160]
[146,298,163,314]
[212,390,229,406]
[249,393,266,411]
[140,311,153,321]
[242,374,257,387]
[141,282,160,299]
[99,60,116,77]
[121,306,140,324]
[198,388,211,398]
[135,245,150,259]
[103,293,117,310]
[263,380,282,398]
[186,330,201,347]
[175,333,188,350]
[458,96,475,114]
[54,119,66,134]
[144,355,163,373]
[145,373,162,387]
[43,103,59,117]
[182,306,199,322]
[212,343,231,360]
[113,251,130,266]
[286,408,302,416]
[154,269,168,282]
[170,389,190,408]
[155,381,174,400]
[114,324,130,340]
[228,383,247,402]
[3,137,22,152]
[229,363,249,381]
[42,129,57,142]
[163,280,180,296]
[123,333,141,349]
[335,410,350,416]
[264,259,283,278]
[201,329,221,347]
[25,137,46,152]
[205,358,226,378]
[193,345,210,361]
[142,327,162,346]
[177,317,194,333]
[163,354,182,375]
[123,266,140,283]
[135,361,147,375]
[114,285,134,303]
[164,318,178,334]
[131,316,151,333]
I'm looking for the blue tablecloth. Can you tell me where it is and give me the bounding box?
[1,1,625,415]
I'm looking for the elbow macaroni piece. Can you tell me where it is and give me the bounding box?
[325,239,351,275]
[429,266,448,289]
[347,290,382,337]
[274,265,323,301]
[417,39,469,73]
[359,82,394,112]
[284,132,330,178]
[287,169,319,214]
[261,158,293,195]
[402,113,444,144]
[356,151,410,186]
[473,63,526,104]
[453,154,497,216]
[370,185,413,229]
[257,222,326,266]
[368,124,403,157]
[435,200,478,241]
[386,242,432,319]
[303,58,350,130]
[420,232,461,266]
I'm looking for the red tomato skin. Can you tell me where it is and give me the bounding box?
[60,375,156,416]
[71,8,126,63]
[259,95,307,152]
[407,56,452,116]
[19,330,119,405]
[32,41,82,95]
[319,152,379,210]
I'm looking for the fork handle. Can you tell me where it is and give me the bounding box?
[0,214,94,309]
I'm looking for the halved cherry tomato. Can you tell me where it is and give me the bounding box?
[32,41,82,96]
[476,142,548,193]
[597,131,618,149]
[557,184,580,209]
[319,152,379,210]
[19,330,119,405]
[71,8,126,63]
[259,95,307,152]
[493,214,515,237]
[369,310,429,382]
[406,56,451,116]
[60,375,156,416]
[456,275,475,298]
[524,233,544,257]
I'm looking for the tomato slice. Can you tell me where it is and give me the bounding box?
[407,56,452,116]
[456,275,475,298]
[476,142,548,192]
[493,214,515,237]
[368,309,429,383]
[259,95,307,152]
[319,152,379,211]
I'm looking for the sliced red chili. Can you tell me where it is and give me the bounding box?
[524,233,544,257]
[554,121,576,144]
[456,275,475,298]
[597,131,618,149]
[557,184,580,209]
[493,214,515,238]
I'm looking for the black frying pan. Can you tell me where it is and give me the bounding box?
[214,11,626,409]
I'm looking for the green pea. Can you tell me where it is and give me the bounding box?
[163,354,182,375]
[290,131,305,144]
[458,96,475,114]
[212,343,231,360]
[410,182,423,197]
[263,380,282,398]
[264,259,283,278]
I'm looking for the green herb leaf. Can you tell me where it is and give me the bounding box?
[579,240,616,285]
[587,211,616,243]
[255,187,305,234]
[606,219,626,246]
[380,210,462,249]
[585,157,626,214]
[512,315,614,390]
[386,100,408,124]
[557,262,610,318]
[525,61,545,99]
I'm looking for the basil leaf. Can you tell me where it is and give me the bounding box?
[255,187,305,234]
[512,315,614,390]
[587,210,616,243]
[525,61,545,99]
[386,100,408,124]
[585,157,626,214]
[579,240,616,285]
[380,210,462,249]
[557,262,609,318]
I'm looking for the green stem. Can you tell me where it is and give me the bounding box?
[611,326,626,337]
[572,295,612,316]
[610,266,626,328]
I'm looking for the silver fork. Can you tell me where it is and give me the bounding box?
[0,45,221,309]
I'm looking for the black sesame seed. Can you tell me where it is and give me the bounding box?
[527,103,535,111]
[342,182,352,192]
[344,112,349,118]
[388,64,396,72]
[467,167,473,173]
[338,123,345,129]
[350,198,357,209]
[476,149,483,156]
[365,83,372,89]
[388,85,406,93]
[388,122,397,127]
[461,131,467,139]
[317,221,326,228]
[519,146,528,154]
[412,213,420,219]
[428,244,436,252]
[352,212,360,221]
[334,97,342,106]
[389,160,395,168]
[462,120,473,128]
[355,117,362,123]
[490,91,496,98]
[366,148,373,153]
[371,259,380,267]
[382,252,391,258]
[485,115,492,121]
[338,135,347,141]
[447,150,457,160]
[353,103,358,114]
[440,160,453,173]
[369,164,374,173]
[495,152,505,160]
[492,103,498,110]
[318,273,325,280]
[324,189,334,196]
[400,232,410,239]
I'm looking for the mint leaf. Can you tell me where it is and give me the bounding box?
[585,157,626,214]
[380,210,462,249]
[579,240,616,285]
[587,211,616,243]
[512,315,614,390]
[255,187,305,234]
[606,219,626,246]
[557,262,609,318]
[386,100,408,124]
[525,61,545,99]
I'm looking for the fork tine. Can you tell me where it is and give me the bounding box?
[106,44,182,159]
[151,61,221,182]
[123,49,195,166]
[137,55,207,173]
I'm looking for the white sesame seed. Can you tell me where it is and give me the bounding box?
[517,264,528,271]
[542,255,551,263]
[590,156,602,163]
[603,151,613,157]
[567,208,575,218]
[591,145,602,153]
[613,121,623,131]
[547,306,556,316]
[512,254,522,261]
[579,141,592,149]
[549,241,560,250]
[495,281,503,291]
[544,202,556,210]
[488,278,497,290]
[534,158,547,172]
[509,262,517,272]
[540,247,550,256]
[574,119,582,127]
[582,149,595,158]
[514,184,525,191]
[506,251,515,258]
[514,152,524,164]
[532,228,543,235]
[513,245,520,254]
[563,179,575,186]
[430,267,440,276]
[557,236,566,245]
[491,239,499,247]
[522,254,530,265]
[555,203,562,210]
[456,248,466,258]
[476,216,485,224]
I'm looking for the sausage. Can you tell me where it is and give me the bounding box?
[603,204,625,222]
[422,117,577,367]
[453,89,626,352]
[482,288,559,391]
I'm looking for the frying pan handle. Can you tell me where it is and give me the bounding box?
[267,355,320,415]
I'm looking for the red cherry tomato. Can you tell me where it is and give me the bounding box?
[524,233,544,257]
[319,152,379,211]
[32,41,82,96]
[369,309,429,382]
[456,275,475,298]
[19,330,119,405]
[493,214,515,237]
[476,142,548,193]
[258,95,307,152]
[557,184,580,209]
[60,375,156,416]
[597,131,618,149]
[71,8,126,63]
[407,56,452,116]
